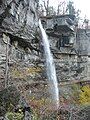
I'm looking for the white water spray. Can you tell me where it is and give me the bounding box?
[39,20,59,109]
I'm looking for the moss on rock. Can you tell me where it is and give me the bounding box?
[0,86,20,116]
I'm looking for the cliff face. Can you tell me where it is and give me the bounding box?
[76,29,90,56]
[0,0,43,116]
[0,0,39,40]
[0,0,41,92]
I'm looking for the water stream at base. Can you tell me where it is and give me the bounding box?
[39,20,59,109]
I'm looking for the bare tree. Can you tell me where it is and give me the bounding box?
[3,34,10,88]
[57,1,66,15]
[43,0,49,16]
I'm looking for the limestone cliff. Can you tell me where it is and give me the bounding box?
[0,0,39,40]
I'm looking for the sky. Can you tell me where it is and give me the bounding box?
[40,0,90,20]
[73,0,90,19]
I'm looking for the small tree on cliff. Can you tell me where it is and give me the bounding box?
[66,1,75,15]
[66,1,81,23]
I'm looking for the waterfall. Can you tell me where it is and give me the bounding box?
[39,20,59,109]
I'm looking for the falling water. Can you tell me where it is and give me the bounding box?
[39,20,59,109]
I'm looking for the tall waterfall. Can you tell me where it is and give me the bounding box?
[39,20,59,109]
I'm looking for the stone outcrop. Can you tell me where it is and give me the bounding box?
[76,29,90,56]
[0,0,39,40]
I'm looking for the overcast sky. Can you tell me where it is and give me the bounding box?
[40,0,90,20]
[73,0,90,19]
